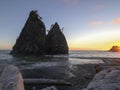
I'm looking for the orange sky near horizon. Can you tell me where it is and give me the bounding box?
[68,29,120,50]
[1,28,120,51]
[69,41,120,51]
[0,40,120,50]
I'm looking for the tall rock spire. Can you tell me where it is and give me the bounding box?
[46,22,68,54]
[11,10,46,55]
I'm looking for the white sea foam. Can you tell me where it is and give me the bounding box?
[69,58,104,65]
[69,50,120,58]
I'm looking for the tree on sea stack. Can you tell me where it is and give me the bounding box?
[46,22,68,54]
[11,10,46,55]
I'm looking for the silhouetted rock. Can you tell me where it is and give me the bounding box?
[109,46,120,52]
[46,22,68,54]
[11,10,69,56]
[11,10,46,55]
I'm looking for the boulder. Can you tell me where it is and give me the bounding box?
[0,65,24,90]
[11,10,46,55]
[46,22,68,54]
[83,68,120,90]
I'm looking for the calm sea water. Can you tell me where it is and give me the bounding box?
[0,50,120,71]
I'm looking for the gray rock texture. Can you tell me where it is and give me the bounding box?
[46,22,68,54]
[83,68,120,90]
[0,65,24,90]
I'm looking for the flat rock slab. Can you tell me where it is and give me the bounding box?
[83,68,120,90]
[0,65,24,90]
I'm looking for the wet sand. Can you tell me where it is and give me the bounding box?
[21,58,120,90]
[21,63,97,90]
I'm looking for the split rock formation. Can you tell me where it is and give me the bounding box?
[11,10,68,55]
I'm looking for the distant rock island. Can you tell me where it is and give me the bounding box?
[11,10,68,55]
[109,46,120,52]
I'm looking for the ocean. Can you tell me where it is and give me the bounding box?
[0,50,120,90]
[0,50,120,70]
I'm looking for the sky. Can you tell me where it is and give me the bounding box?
[0,0,120,50]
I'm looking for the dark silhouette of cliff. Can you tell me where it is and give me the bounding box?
[46,22,68,54]
[109,46,120,52]
[11,10,46,55]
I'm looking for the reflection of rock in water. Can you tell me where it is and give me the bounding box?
[21,57,71,90]
[21,58,70,79]
[11,10,46,55]
[46,22,68,55]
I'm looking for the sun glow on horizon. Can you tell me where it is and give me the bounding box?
[113,42,120,46]
[68,29,120,51]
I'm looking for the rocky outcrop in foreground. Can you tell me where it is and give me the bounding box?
[109,46,120,52]
[46,23,68,54]
[83,68,120,90]
[11,10,68,55]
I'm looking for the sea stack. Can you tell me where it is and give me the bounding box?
[11,10,46,55]
[11,11,69,56]
[46,22,68,54]
[109,46,120,52]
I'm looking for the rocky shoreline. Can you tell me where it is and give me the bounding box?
[0,58,120,90]
[22,58,120,90]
